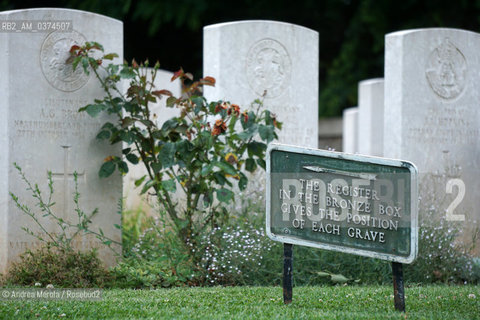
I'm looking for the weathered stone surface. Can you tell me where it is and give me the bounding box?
[318,117,342,151]
[203,20,319,148]
[384,28,480,255]
[342,107,359,154]
[358,78,384,156]
[0,8,123,274]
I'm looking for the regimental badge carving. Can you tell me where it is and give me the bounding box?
[246,39,291,98]
[425,38,467,100]
[40,30,89,92]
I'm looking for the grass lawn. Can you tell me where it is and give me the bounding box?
[0,285,478,319]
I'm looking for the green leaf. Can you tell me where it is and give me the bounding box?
[107,63,119,74]
[316,271,331,278]
[176,140,194,160]
[216,188,234,203]
[139,120,155,128]
[81,58,90,74]
[201,164,213,177]
[141,180,156,195]
[213,161,237,176]
[120,67,135,79]
[159,143,176,168]
[89,41,104,51]
[161,119,178,131]
[191,96,204,114]
[244,111,256,128]
[118,161,129,174]
[96,130,110,140]
[119,131,135,144]
[72,56,82,71]
[101,122,115,130]
[85,104,105,118]
[228,115,238,132]
[126,153,139,164]
[103,53,119,60]
[134,175,146,187]
[238,124,258,141]
[213,172,227,186]
[256,158,266,170]
[265,110,272,125]
[123,101,137,113]
[247,141,266,157]
[330,274,350,284]
[99,161,115,178]
[246,158,257,172]
[161,179,176,192]
[239,175,248,191]
[166,97,177,107]
[151,162,162,173]
[258,124,275,143]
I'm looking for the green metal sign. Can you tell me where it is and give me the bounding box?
[266,143,418,264]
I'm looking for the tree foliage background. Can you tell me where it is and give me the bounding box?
[3,0,480,117]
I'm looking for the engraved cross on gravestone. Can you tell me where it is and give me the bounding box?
[51,145,85,220]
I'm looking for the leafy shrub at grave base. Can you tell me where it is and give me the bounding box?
[110,259,193,289]
[6,245,111,288]
[405,216,480,284]
[112,209,389,288]
[6,164,122,288]
[112,215,198,288]
[116,207,480,287]
[121,205,155,257]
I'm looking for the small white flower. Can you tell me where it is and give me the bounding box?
[34,282,42,287]
[59,313,66,317]
[46,284,54,289]
[468,294,476,299]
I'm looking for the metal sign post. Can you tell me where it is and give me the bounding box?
[283,243,293,304]
[392,262,405,312]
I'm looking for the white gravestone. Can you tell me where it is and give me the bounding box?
[318,117,342,151]
[342,107,359,153]
[384,28,480,255]
[123,69,181,216]
[203,20,319,148]
[0,8,123,274]
[358,78,384,156]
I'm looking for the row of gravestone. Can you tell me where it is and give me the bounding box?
[0,8,319,273]
[343,29,480,256]
[2,8,478,275]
